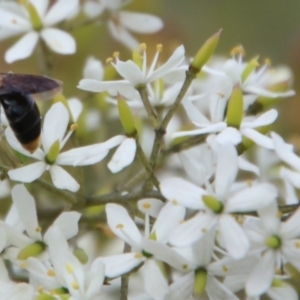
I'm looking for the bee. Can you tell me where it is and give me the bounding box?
[0,72,62,153]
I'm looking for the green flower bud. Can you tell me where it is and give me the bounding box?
[18,241,46,260]
[193,268,207,296]
[190,29,222,73]
[45,140,60,164]
[82,205,105,218]
[265,235,281,249]
[226,86,243,128]
[73,247,88,265]
[23,2,42,30]
[202,195,223,213]
[117,95,137,136]
[132,47,143,69]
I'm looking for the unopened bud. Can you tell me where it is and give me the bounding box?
[45,140,60,164]
[17,241,46,260]
[226,86,243,128]
[117,95,137,136]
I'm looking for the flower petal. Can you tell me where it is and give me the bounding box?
[49,165,80,192]
[219,214,249,260]
[8,162,46,183]
[68,98,83,122]
[42,102,69,153]
[137,199,164,218]
[108,138,136,173]
[5,31,39,63]
[119,11,163,33]
[246,251,275,297]
[160,177,206,209]
[11,184,41,241]
[78,78,130,93]
[241,128,274,149]
[41,28,75,54]
[115,60,144,86]
[106,204,142,250]
[44,0,79,27]
[30,0,49,19]
[83,57,104,80]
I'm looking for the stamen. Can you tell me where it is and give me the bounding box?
[140,43,147,51]
[156,44,163,52]
[230,45,246,57]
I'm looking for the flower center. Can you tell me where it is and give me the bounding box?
[265,235,281,249]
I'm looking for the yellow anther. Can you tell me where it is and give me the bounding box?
[113,52,119,58]
[38,286,43,293]
[264,58,272,66]
[222,265,229,272]
[245,180,253,187]
[106,57,113,63]
[156,44,163,52]
[201,227,207,233]
[36,226,42,232]
[70,123,78,131]
[116,224,124,229]
[182,264,188,270]
[143,202,151,209]
[230,45,246,57]
[140,43,147,51]
[171,199,178,205]
[20,261,28,268]
[72,281,79,290]
[135,253,143,259]
[47,269,56,277]
[294,241,300,248]
[65,263,74,274]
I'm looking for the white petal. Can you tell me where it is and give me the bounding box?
[42,102,69,153]
[1,283,34,300]
[68,98,82,122]
[281,240,300,270]
[0,6,31,31]
[83,1,105,18]
[182,100,210,125]
[50,211,81,240]
[95,253,144,278]
[219,214,250,259]
[215,143,238,200]
[87,260,105,298]
[238,156,260,175]
[108,138,136,173]
[106,204,142,250]
[11,184,41,241]
[166,272,194,300]
[141,259,168,300]
[160,177,206,209]
[137,199,164,218]
[44,0,79,27]
[56,135,125,166]
[83,57,104,80]
[115,60,144,86]
[169,213,216,247]
[152,201,185,242]
[241,128,274,149]
[8,162,46,183]
[215,127,242,145]
[206,275,239,300]
[246,251,275,297]
[49,165,80,192]
[280,207,300,239]
[30,0,49,19]
[119,11,163,33]
[272,132,300,171]
[41,28,75,54]
[267,284,298,300]
[226,183,277,213]
[107,20,139,50]
[78,78,130,93]
[148,45,185,82]
[5,31,39,63]
[242,109,278,128]
[172,122,227,138]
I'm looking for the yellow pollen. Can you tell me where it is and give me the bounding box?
[216,92,225,98]
[47,269,55,277]
[116,224,124,229]
[222,265,229,272]
[135,253,143,259]
[201,227,207,233]
[106,57,113,63]
[156,44,163,51]
[182,264,188,270]
[264,58,272,66]
[276,211,283,219]
[171,199,178,205]
[294,241,300,248]
[230,45,246,57]
[20,262,28,268]
[70,123,78,131]
[65,263,74,274]
[38,286,43,293]
[36,226,42,232]
[245,180,253,187]
[236,215,244,225]
[140,43,147,51]
[143,202,151,209]
[113,52,119,58]
[179,220,185,224]
[275,268,282,275]
[72,281,79,290]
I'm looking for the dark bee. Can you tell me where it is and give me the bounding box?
[0,73,62,153]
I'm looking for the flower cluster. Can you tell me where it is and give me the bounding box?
[0,1,300,300]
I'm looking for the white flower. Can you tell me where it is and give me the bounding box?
[161,143,278,259]
[0,184,81,260]
[244,201,300,297]
[84,0,163,49]
[5,102,124,192]
[78,44,185,94]
[0,0,78,63]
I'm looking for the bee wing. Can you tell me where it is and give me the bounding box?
[0,73,63,100]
